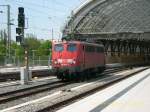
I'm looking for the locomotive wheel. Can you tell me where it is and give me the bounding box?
[71,73,80,81]
[56,72,66,81]
[98,67,105,73]
[72,73,78,81]
[84,70,90,80]
[68,73,72,80]
[56,72,61,79]
[61,73,66,81]
[81,72,89,82]
[64,72,74,81]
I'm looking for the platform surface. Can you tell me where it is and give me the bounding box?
[57,68,150,112]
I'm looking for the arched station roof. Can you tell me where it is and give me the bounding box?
[63,0,150,40]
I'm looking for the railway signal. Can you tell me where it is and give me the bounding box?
[16,35,21,43]
[16,27,22,35]
[16,7,25,44]
[16,28,23,43]
[16,7,30,84]
[18,7,25,28]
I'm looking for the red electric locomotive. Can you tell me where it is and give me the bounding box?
[52,40,105,80]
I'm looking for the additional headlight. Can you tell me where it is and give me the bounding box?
[58,59,63,63]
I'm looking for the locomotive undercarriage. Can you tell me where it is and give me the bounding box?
[55,66,105,81]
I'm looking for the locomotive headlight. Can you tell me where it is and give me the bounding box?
[54,60,58,64]
[68,59,76,64]
[72,60,76,64]
[54,59,62,64]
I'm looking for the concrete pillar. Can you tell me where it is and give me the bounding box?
[28,70,32,81]
[20,67,29,85]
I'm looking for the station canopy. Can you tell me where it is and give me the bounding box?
[63,0,150,40]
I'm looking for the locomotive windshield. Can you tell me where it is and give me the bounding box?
[67,44,77,52]
[54,44,64,52]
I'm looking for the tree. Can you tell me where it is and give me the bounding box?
[25,34,41,56]
[0,30,7,45]
[37,40,52,56]
[0,40,6,56]
[25,34,41,49]
[0,32,52,64]
[11,42,24,57]
[0,40,6,64]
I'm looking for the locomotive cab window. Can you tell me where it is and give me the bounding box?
[67,44,77,52]
[85,46,95,52]
[96,47,104,53]
[54,44,64,52]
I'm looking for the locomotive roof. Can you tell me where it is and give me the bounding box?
[53,41,104,47]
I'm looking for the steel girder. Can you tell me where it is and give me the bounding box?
[66,33,150,57]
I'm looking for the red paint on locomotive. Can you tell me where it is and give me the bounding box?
[52,41,105,80]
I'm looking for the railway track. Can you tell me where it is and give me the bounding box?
[0,67,128,110]
[0,67,146,112]
[0,67,121,82]
[0,63,132,82]
[0,70,53,82]
[0,80,69,104]
[1,67,146,112]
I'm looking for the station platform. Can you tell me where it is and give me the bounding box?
[57,68,150,112]
[0,66,52,74]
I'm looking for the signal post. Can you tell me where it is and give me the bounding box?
[16,7,30,84]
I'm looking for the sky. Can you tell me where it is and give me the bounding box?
[0,0,86,40]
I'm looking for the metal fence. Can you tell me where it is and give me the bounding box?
[0,55,51,67]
